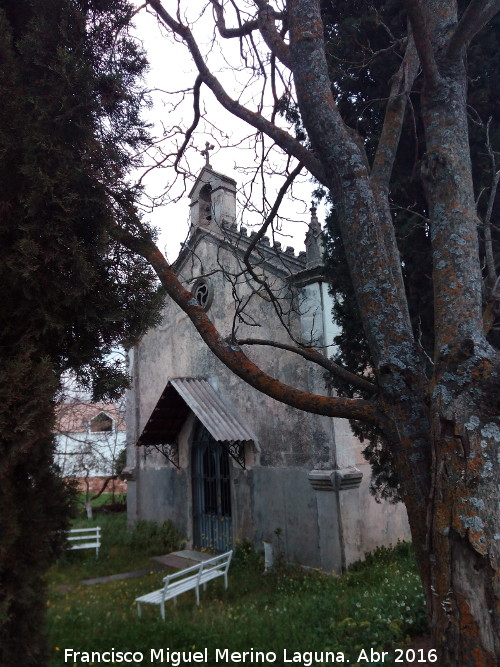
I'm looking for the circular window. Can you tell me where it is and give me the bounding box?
[192,278,213,311]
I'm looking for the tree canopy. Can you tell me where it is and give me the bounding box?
[0,0,162,398]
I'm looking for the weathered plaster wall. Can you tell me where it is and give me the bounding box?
[126,219,410,571]
[131,461,344,571]
[128,230,336,471]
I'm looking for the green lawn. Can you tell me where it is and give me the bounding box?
[47,516,428,666]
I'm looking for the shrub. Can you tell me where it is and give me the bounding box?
[126,519,185,555]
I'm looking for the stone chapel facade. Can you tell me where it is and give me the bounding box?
[125,164,410,572]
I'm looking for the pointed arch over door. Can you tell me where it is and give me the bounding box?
[192,421,232,552]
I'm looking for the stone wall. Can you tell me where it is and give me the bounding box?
[74,476,127,495]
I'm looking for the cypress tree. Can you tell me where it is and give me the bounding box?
[0,2,161,663]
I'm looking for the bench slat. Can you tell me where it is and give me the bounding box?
[68,527,101,533]
[66,527,101,557]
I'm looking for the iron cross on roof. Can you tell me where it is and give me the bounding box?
[200,141,214,167]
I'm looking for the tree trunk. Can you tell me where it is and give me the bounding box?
[387,379,500,666]
[0,346,70,666]
[411,5,500,661]
[424,348,500,666]
[376,344,499,667]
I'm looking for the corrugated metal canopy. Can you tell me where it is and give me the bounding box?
[137,377,254,446]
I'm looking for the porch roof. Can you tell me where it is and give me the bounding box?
[136,377,254,446]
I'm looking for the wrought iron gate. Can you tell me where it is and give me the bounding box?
[192,423,233,551]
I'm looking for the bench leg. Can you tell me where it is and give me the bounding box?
[195,586,200,605]
[160,602,165,620]
[137,603,142,618]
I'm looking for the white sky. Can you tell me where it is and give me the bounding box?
[130,2,322,263]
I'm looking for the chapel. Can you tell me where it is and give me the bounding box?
[125,161,409,571]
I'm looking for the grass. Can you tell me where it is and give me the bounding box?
[84,492,127,508]
[74,492,126,515]
[50,513,185,586]
[47,518,428,667]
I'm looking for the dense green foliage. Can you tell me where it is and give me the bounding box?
[47,517,427,667]
[0,2,161,663]
[0,0,161,396]
[319,0,499,500]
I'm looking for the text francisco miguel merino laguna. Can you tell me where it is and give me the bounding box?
[63,647,410,664]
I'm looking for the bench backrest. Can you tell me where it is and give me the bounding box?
[199,550,233,576]
[162,561,203,590]
[162,550,233,591]
[67,527,101,542]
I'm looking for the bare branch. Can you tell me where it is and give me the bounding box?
[243,163,303,263]
[113,224,382,425]
[403,0,442,89]
[146,0,327,185]
[483,276,500,335]
[482,118,500,287]
[447,0,500,60]
[270,54,280,124]
[174,74,203,172]
[255,0,292,69]
[391,203,429,225]
[484,171,500,273]
[209,0,259,38]
[371,32,419,190]
[239,163,312,341]
[90,476,117,501]
[237,337,378,394]
[131,2,147,19]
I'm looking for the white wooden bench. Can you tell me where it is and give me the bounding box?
[136,550,233,620]
[66,527,101,557]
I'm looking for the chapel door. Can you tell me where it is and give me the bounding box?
[192,422,232,552]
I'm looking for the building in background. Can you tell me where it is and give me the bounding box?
[55,402,127,501]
